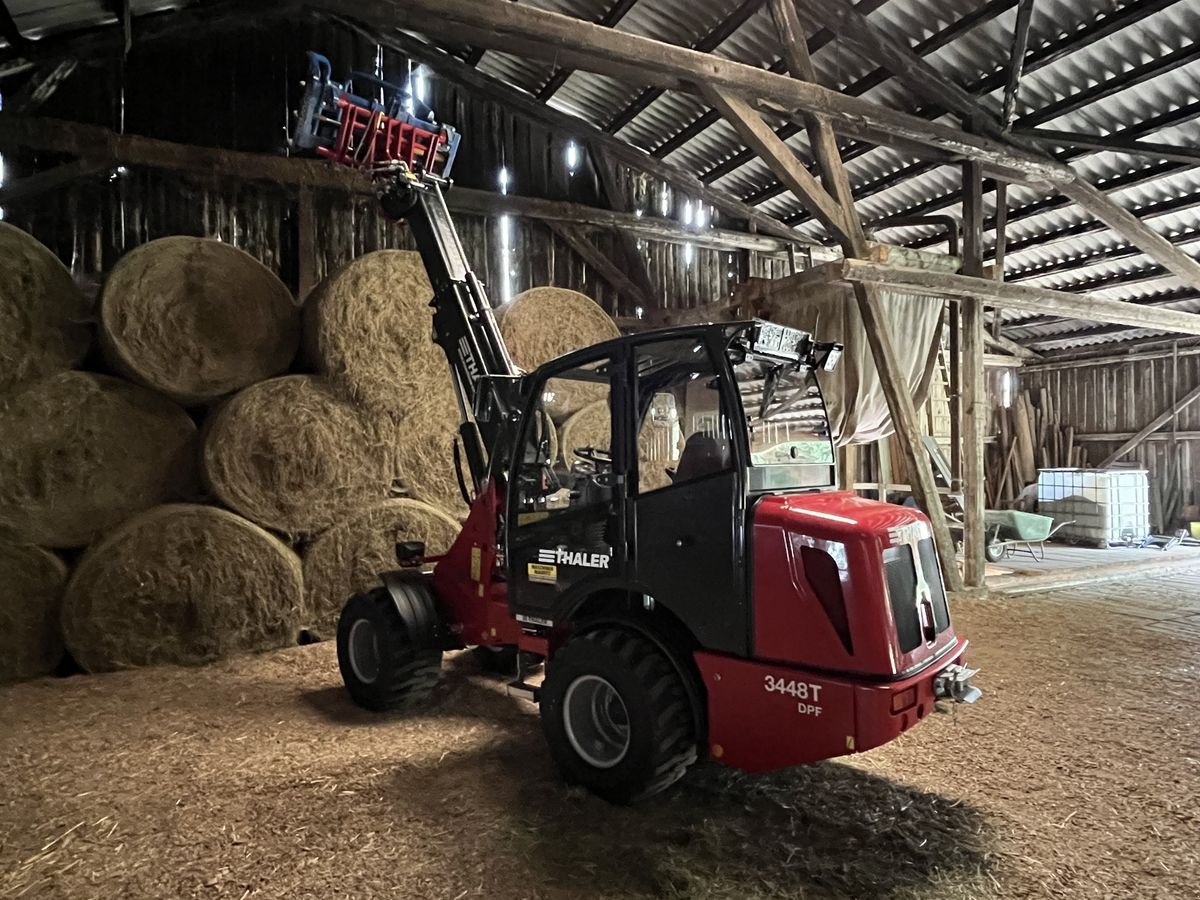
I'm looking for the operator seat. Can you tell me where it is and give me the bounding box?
[671,433,731,483]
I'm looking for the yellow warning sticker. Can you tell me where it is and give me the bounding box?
[470,546,481,582]
[527,562,558,585]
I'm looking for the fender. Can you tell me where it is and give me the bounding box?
[380,570,453,651]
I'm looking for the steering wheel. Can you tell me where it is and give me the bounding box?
[573,446,613,468]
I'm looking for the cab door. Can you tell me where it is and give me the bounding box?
[629,335,747,655]
[506,348,629,621]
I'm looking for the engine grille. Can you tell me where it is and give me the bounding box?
[917,536,951,632]
[883,545,922,653]
[884,537,951,654]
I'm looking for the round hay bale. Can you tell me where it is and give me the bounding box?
[302,498,461,640]
[0,372,198,548]
[100,236,299,405]
[559,400,611,462]
[559,401,674,491]
[202,375,396,535]
[61,504,303,672]
[0,542,67,682]
[393,374,468,517]
[497,286,620,420]
[303,250,439,414]
[0,222,91,394]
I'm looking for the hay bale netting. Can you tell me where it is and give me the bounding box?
[61,504,304,673]
[0,542,67,682]
[496,287,620,420]
[100,237,299,405]
[0,222,91,394]
[0,372,198,548]
[303,250,440,414]
[202,375,397,535]
[302,498,461,639]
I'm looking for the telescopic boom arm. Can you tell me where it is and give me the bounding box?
[292,52,518,490]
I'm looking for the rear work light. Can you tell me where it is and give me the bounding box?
[891,686,917,714]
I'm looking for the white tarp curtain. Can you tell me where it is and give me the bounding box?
[769,282,944,446]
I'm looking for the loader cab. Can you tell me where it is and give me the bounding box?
[504,322,839,654]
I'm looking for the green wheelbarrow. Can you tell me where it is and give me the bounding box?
[984,510,1073,563]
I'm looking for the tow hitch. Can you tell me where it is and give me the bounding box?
[933,664,982,704]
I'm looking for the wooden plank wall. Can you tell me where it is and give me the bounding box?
[1021,351,1199,525]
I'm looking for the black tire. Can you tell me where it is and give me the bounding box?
[985,540,1005,563]
[336,587,443,711]
[539,628,697,804]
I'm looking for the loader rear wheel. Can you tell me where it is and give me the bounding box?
[540,628,697,804]
[337,587,442,711]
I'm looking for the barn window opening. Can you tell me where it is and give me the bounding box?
[659,184,670,217]
[1001,369,1014,408]
[564,141,580,175]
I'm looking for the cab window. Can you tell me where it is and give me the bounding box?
[634,338,733,495]
[513,356,615,521]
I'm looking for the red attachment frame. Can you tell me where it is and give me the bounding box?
[317,97,450,173]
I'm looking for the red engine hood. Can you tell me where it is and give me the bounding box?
[751,491,959,678]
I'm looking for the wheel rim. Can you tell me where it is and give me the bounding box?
[562,674,631,769]
[347,619,381,685]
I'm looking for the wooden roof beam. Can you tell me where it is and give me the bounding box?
[331,17,809,245]
[830,259,1200,336]
[328,0,1069,184]
[790,0,1200,293]
[0,113,790,254]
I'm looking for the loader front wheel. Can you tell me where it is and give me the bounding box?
[337,587,442,711]
[540,628,697,804]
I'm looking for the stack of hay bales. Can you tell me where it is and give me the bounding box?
[0,227,620,682]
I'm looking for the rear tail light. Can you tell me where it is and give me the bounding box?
[891,686,917,713]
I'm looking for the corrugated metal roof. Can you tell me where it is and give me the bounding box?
[2,0,1198,354]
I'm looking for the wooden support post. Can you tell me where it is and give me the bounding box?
[838,444,859,491]
[755,0,964,591]
[949,301,961,482]
[296,187,317,300]
[878,436,892,500]
[1098,382,1200,468]
[961,158,987,588]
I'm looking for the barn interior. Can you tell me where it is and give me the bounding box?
[2,1,1199,898]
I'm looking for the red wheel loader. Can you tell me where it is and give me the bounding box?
[295,55,981,803]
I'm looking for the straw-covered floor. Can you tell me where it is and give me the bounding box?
[2,574,1197,899]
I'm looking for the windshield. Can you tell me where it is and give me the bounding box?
[731,355,836,491]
